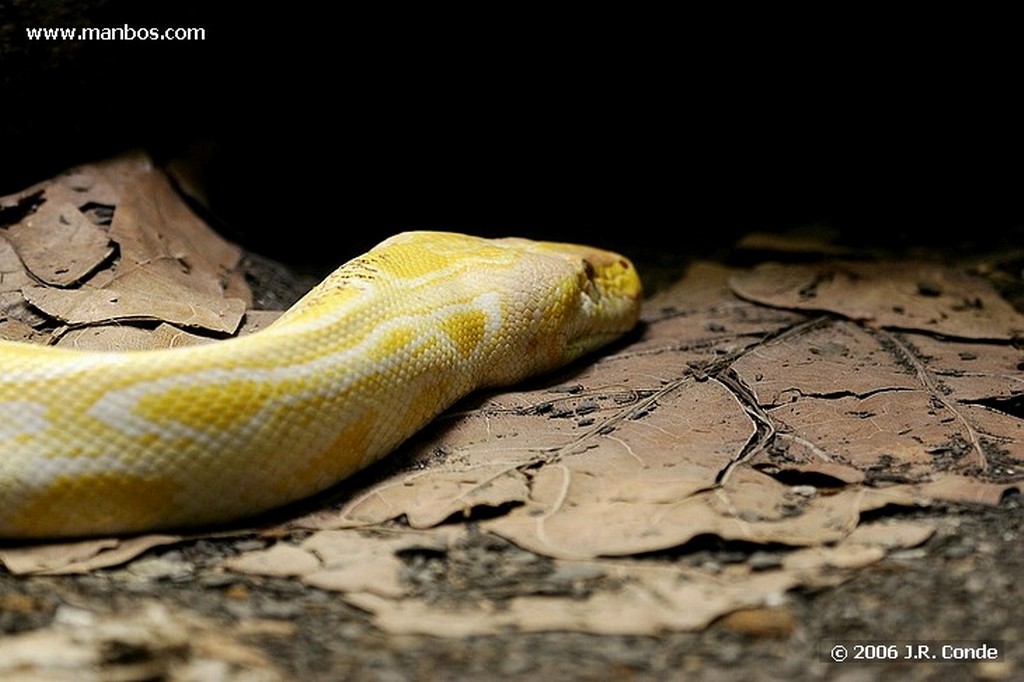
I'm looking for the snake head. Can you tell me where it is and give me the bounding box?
[495,236,643,370]
[307,231,642,385]
[544,240,643,361]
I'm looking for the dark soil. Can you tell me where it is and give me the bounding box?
[1,501,1020,680]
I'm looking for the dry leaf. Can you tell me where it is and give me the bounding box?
[733,319,1024,478]
[0,152,252,347]
[0,318,43,344]
[336,520,934,637]
[4,199,113,286]
[0,535,180,575]
[734,226,864,258]
[337,567,792,638]
[223,528,456,598]
[108,168,243,299]
[294,260,1019,565]
[57,323,216,351]
[23,285,246,335]
[729,261,1024,340]
[0,235,46,328]
[222,543,321,578]
[218,513,935,638]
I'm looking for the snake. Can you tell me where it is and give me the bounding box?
[0,231,641,539]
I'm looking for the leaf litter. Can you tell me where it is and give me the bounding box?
[1,158,1022,643]
[0,151,250,349]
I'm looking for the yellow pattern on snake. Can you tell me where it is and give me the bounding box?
[0,232,641,539]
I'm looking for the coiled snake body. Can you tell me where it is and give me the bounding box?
[0,232,641,539]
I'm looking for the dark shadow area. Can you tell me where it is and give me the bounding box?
[4,2,1021,271]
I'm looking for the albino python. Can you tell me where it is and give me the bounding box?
[0,231,641,539]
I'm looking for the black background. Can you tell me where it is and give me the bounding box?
[2,3,1021,267]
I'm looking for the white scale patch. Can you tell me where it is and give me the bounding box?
[0,401,50,440]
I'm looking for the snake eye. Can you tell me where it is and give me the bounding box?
[578,258,601,303]
[582,258,597,282]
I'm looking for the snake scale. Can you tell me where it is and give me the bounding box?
[0,231,641,539]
